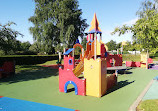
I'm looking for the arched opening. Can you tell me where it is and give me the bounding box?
[111,58,116,66]
[69,59,72,65]
[73,43,83,59]
[66,84,75,92]
[64,81,78,95]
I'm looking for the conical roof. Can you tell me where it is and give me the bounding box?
[88,13,102,34]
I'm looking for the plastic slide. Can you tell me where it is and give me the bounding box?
[73,60,84,77]
[73,41,95,77]
[73,51,88,77]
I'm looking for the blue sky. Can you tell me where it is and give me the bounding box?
[0,0,143,44]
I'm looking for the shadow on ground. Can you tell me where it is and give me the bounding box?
[118,70,133,74]
[0,65,58,85]
[107,68,133,75]
[105,80,135,95]
[67,88,75,93]
[66,80,135,95]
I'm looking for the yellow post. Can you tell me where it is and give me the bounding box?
[146,50,149,69]
[94,33,97,60]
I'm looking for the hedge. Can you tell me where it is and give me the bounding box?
[0,55,80,65]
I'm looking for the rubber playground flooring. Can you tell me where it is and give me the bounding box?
[0,96,75,111]
[0,67,158,111]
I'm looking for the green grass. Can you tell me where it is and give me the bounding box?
[15,60,61,73]
[137,99,158,111]
[38,60,59,65]
[152,57,158,61]
[0,64,158,111]
[123,54,141,62]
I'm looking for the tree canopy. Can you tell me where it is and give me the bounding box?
[112,0,158,53]
[81,37,87,50]
[29,0,88,53]
[106,40,117,51]
[0,22,23,54]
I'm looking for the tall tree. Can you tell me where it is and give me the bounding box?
[112,0,158,53]
[81,37,87,50]
[106,40,117,51]
[21,41,31,51]
[29,0,88,53]
[116,42,122,49]
[0,22,23,54]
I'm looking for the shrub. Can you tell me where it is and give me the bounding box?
[0,50,5,56]
[0,55,58,65]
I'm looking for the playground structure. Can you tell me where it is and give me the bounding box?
[126,53,153,69]
[59,13,122,97]
[0,61,15,79]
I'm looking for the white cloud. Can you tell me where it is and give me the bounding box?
[122,18,138,26]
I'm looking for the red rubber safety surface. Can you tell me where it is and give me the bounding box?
[0,96,3,98]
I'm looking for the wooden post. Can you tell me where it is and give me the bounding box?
[64,48,66,57]
[59,52,61,60]
[146,50,149,69]
[94,33,97,60]
[117,49,119,54]
[88,34,90,42]
[82,48,84,57]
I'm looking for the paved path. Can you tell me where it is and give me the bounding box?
[143,80,158,100]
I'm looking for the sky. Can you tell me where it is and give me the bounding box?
[0,0,143,44]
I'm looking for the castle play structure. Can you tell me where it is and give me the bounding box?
[59,13,122,97]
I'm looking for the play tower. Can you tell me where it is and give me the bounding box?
[59,13,120,97]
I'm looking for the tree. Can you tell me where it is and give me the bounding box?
[0,22,23,54]
[29,42,40,53]
[29,0,88,53]
[136,0,158,18]
[106,40,117,51]
[55,44,63,52]
[21,41,31,51]
[81,37,87,50]
[116,42,122,49]
[112,0,158,53]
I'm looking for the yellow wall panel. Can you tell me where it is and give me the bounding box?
[84,58,101,97]
[84,58,107,97]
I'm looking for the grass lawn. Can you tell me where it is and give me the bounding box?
[137,99,158,111]
[123,54,141,62]
[152,57,158,61]
[38,60,59,65]
[0,62,158,111]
